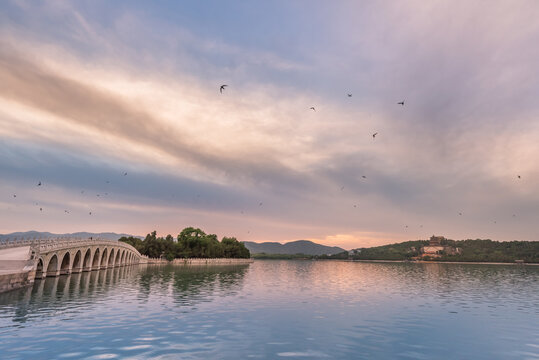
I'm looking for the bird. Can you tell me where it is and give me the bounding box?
[310,107,316,111]
[362,175,367,179]
[123,172,127,176]
[398,101,405,106]
[64,210,69,214]
[89,212,92,215]
[259,202,263,206]
[517,175,521,179]
[347,94,352,97]
[39,208,42,212]
[372,132,378,139]
[353,204,357,208]
[459,212,462,216]
[13,194,16,198]
[220,85,227,93]
[37,181,42,186]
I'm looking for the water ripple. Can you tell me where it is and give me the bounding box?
[0,262,537,359]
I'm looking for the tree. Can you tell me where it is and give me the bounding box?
[221,237,250,258]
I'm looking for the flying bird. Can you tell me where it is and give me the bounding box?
[517,175,521,179]
[89,212,92,215]
[123,172,127,176]
[310,107,316,111]
[372,132,378,139]
[40,208,42,212]
[398,101,405,106]
[220,85,228,93]
[459,212,462,216]
[13,194,16,198]
[37,181,42,186]
[362,175,367,179]
[64,210,69,214]
[259,202,263,206]
[347,94,352,97]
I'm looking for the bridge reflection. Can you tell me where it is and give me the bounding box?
[0,264,249,325]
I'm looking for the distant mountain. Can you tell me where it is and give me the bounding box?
[0,231,143,241]
[243,240,345,256]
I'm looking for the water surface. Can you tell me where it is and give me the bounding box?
[0,261,537,359]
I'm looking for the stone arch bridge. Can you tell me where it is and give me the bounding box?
[1,238,145,279]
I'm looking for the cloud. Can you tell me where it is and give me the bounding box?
[1,1,538,246]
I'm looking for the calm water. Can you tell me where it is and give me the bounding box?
[0,261,538,359]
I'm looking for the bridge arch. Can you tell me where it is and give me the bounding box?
[83,249,92,271]
[92,248,100,270]
[101,248,109,268]
[36,258,44,279]
[108,249,115,267]
[115,250,121,266]
[46,254,59,277]
[120,250,126,266]
[60,252,71,275]
[72,250,82,273]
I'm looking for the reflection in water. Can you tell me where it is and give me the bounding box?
[0,264,248,326]
[0,261,537,360]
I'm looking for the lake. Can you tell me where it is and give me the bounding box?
[0,260,537,359]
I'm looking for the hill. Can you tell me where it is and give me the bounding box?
[243,240,345,256]
[0,231,142,241]
[347,238,539,263]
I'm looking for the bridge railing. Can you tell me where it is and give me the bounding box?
[0,237,140,255]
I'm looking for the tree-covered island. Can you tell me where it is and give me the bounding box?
[119,227,250,260]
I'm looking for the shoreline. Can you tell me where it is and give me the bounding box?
[143,258,254,265]
[344,259,539,266]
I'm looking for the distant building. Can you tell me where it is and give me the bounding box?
[421,235,461,258]
[429,236,444,246]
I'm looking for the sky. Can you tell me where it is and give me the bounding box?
[1,1,538,249]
